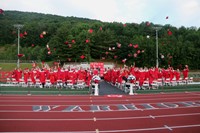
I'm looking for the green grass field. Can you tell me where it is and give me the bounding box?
[0,86,90,95]
[0,63,33,71]
[0,84,200,95]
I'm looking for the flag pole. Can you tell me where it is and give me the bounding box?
[14,24,24,68]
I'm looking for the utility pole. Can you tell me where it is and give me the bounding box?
[14,24,24,68]
[153,26,161,68]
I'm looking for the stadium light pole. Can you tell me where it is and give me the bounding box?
[14,24,24,68]
[153,26,162,68]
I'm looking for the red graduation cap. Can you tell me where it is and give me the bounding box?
[54,62,58,65]
[85,39,90,43]
[24,31,27,35]
[68,44,72,48]
[31,44,34,47]
[129,43,133,47]
[100,27,103,31]
[134,53,137,58]
[122,58,127,63]
[40,34,44,38]
[64,41,69,45]
[20,33,24,38]
[80,55,85,59]
[137,50,141,54]
[72,40,75,43]
[117,42,121,48]
[67,58,71,61]
[114,55,117,59]
[133,44,138,49]
[105,51,109,55]
[17,54,24,58]
[167,29,172,36]
[0,9,4,14]
[146,21,150,26]
[88,29,93,33]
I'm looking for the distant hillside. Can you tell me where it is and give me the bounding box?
[0,10,200,69]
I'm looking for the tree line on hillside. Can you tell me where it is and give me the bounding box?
[0,11,200,69]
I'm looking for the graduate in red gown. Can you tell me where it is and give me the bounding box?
[182,65,189,80]
[23,68,29,84]
[39,69,46,88]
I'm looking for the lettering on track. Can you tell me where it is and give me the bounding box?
[32,101,200,112]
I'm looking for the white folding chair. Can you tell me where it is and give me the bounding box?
[19,78,27,87]
[151,80,159,89]
[11,78,18,86]
[164,78,171,86]
[35,79,41,88]
[75,80,86,89]
[6,78,12,85]
[142,80,150,90]
[66,80,74,89]
[170,78,177,86]
[45,79,52,88]
[188,77,193,83]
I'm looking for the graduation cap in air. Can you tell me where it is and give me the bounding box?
[133,44,138,49]
[80,55,85,59]
[85,39,90,43]
[17,54,24,58]
[88,29,93,33]
[0,9,4,15]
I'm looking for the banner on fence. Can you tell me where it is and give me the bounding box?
[0,71,12,82]
[90,62,104,77]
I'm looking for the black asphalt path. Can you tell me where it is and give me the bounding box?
[99,80,126,95]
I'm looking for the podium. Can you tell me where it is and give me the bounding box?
[94,83,99,96]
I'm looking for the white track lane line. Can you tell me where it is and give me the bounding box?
[98,124,200,133]
[0,95,200,103]
[1,124,200,133]
[1,112,200,121]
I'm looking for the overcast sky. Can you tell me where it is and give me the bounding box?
[1,0,200,28]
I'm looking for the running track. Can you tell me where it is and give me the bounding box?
[0,92,200,133]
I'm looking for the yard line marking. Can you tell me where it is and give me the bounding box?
[164,125,173,131]
[52,105,60,109]
[149,115,155,119]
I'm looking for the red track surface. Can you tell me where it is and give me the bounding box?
[0,92,200,133]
